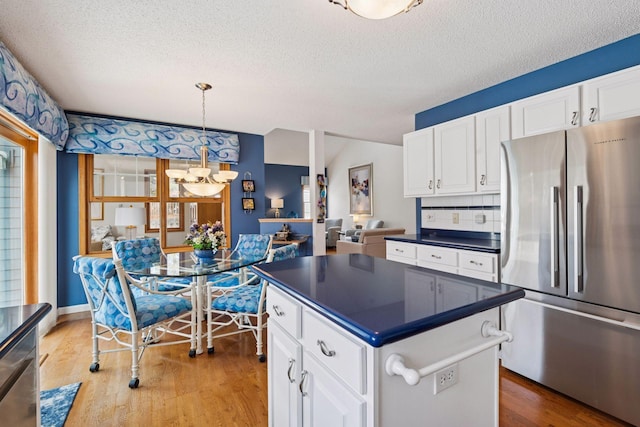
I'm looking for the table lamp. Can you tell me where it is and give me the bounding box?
[115,206,146,239]
[271,199,284,218]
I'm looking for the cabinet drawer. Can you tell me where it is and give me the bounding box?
[387,242,416,262]
[417,246,457,267]
[458,251,495,274]
[302,309,366,395]
[267,286,301,339]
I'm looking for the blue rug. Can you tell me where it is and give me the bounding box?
[40,382,81,427]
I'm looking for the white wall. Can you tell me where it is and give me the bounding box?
[326,137,414,233]
[38,137,58,334]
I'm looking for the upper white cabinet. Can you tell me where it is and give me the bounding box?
[582,65,640,124]
[434,116,476,194]
[511,86,581,139]
[475,106,510,193]
[403,127,434,197]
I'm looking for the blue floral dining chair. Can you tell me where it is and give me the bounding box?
[73,256,196,388]
[206,233,274,290]
[205,243,297,361]
[112,238,193,293]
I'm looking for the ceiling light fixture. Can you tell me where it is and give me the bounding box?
[328,0,423,19]
[165,83,237,197]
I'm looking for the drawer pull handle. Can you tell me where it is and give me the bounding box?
[317,340,336,357]
[299,370,308,396]
[469,260,483,266]
[287,358,296,383]
[431,254,442,259]
[589,107,597,122]
[272,305,284,317]
[480,174,486,185]
[571,111,579,125]
[428,179,433,190]
[395,249,404,253]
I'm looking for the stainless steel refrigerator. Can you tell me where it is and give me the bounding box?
[500,116,640,426]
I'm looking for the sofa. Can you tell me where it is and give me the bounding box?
[335,228,405,259]
[344,219,384,242]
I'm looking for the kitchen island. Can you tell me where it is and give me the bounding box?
[253,254,524,427]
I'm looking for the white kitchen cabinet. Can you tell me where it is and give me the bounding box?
[475,106,509,193]
[387,241,499,283]
[386,241,417,265]
[403,127,434,197]
[267,284,505,427]
[582,65,640,124]
[434,116,476,194]
[268,321,302,427]
[268,287,366,427]
[511,85,580,139]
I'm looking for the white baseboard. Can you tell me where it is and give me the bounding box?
[58,304,90,315]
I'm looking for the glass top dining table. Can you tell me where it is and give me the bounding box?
[124,249,267,355]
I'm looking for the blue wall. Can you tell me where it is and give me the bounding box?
[56,130,265,308]
[264,164,309,218]
[412,33,640,232]
[416,34,640,130]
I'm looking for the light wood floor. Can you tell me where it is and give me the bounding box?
[40,314,631,427]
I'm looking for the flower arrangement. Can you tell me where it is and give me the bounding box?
[184,221,226,251]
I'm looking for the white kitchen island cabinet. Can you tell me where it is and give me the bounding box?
[255,255,523,427]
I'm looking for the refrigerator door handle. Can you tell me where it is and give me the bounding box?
[550,186,560,287]
[575,186,584,293]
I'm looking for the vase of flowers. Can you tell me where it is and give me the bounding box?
[185,221,226,262]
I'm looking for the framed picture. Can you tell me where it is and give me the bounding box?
[90,202,103,220]
[242,180,255,193]
[349,163,373,215]
[242,197,255,210]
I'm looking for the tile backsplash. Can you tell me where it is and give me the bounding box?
[421,194,501,233]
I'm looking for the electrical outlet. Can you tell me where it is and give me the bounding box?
[434,363,458,394]
[452,213,459,224]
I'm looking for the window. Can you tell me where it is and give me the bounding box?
[302,184,311,219]
[0,111,38,306]
[80,154,231,254]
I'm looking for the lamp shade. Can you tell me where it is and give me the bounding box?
[271,199,284,209]
[114,206,146,226]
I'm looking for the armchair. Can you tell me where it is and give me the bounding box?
[344,219,384,242]
[336,227,405,258]
[325,218,343,248]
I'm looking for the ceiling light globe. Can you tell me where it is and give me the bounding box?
[347,0,418,19]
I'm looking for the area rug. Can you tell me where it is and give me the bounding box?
[40,382,82,427]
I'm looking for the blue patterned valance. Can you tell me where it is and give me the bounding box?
[64,113,240,163]
[0,41,69,148]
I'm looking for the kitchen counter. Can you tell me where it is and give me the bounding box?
[0,303,51,426]
[253,255,521,347]
[254,254,523,426]
[385,231,500,253]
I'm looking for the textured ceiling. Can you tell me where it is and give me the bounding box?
[1,1,639,145]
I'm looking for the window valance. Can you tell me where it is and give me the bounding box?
[64,113,240,163]
[0,41,69,147]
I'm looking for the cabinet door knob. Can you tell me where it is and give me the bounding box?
[287,358,296,383]
[436,179,441,189]
[571,111,579,125]
[317,339,336,357]
[428,179,433,190]
[299,370,308,396]
[589,107,597,122]
[272,305,284,317]
[480,174,486,185]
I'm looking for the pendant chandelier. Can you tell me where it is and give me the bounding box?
[165,83,238,196]
[328,0,423,19]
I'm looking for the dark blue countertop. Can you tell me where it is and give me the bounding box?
[385,233,501,253]
[0,303,51,359]
[253,255,523,347]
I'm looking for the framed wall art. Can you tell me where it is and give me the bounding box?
[242,180,255,193]
[242,197,255,211]
[348,163,373,215]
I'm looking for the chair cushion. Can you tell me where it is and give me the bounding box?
[135,295,193,329]
[211,284,263,314]
[236,234,272,259]
[113,238,162,270]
